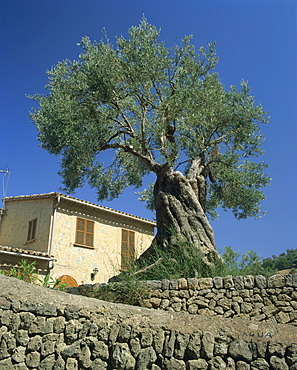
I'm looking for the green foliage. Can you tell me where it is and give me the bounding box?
[218,246,277,277]
[133,238,222,281]
[29,17,269,221]
[112,233,276,283]
[38,273,68,290]
[0,259,68,290]
[78,279,150,306]
[262,248,297,271]
[0,259,38,284]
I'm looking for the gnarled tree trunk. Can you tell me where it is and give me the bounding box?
[142,161,218,262]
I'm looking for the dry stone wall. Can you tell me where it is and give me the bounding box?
[140,274,297,326]
[76,274,297,326]
[1,274,297,369]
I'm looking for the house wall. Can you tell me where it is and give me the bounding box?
[0,198,53,254]
[50,200,154,284]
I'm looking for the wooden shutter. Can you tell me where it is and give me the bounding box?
[75,218,94,248]
[27,219,37,242]
[121,229,135,270]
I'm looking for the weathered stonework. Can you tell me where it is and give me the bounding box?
[1,274,297,369]
[130,274,297,326]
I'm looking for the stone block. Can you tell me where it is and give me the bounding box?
[223,276,234,289]
[129,338,141,358]
[198,278,213,290]
[201,331,214,360]
[162,357,186,369]
[188,304,198,314]
[228,339,253,362]
[178,278,188,289]
[208,356,227,369]
[15,330,29,346]
[186,333,201,360]
[159,299,170,310]
[169,279,179,290]
[20,302,37,313]
[64,306,79,320]
[262,304,278,317]
[268,342,286,357]
[186,359,208,370]
[25,351,40,368]
[66,358,78,370]
[11,346,26,364]
[111,342,135,370]
[275,311,290,324]
[292,274,297,287]
[36,305,57,317]
[213,277,223,289]
[161,279,170,290]
[267,275,285,288]
[255,275,267,289]
[236,361,250,370]
[214,342,228,356]
[250,358,269,369]
[152,329,165,355]
[137,347,157,369]
[172,302,183,312]
[150,298,161,308]
[174,333,189,359]
[269,356,288,370]
[243,275,254,289]
[241,303,253,314]
[187,278,199,289]
[0,358,13,370]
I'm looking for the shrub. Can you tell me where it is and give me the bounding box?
[0,259,38,283]
[78,279,150,306]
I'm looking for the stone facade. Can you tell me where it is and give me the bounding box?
[1,274,297,370]
[0,193,155,284]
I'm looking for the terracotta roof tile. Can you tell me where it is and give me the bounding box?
[4,192,156,226]
[0,245,54,259]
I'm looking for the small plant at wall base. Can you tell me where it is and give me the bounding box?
[0,259,38,284]
[38,273,69,290]
[0,259,69,290]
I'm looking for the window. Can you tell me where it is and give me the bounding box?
[27,218,37,242]
[121,229,135,270]
[75,218,94,248]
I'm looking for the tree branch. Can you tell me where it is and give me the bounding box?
[133,257,178,275]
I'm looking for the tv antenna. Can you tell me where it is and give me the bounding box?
[0,166,10,208]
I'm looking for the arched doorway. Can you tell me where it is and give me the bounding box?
[57,275,78,288]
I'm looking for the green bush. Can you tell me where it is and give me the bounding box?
[112,235,277,284]
[0,259,68,290]
[78,279,150,306]
[0,259,38,283]
[218,246,277,277]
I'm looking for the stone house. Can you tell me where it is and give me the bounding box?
[0,192,155,285]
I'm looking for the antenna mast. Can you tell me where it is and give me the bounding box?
[0,166,10,209]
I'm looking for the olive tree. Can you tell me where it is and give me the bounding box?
[29,19,270,261]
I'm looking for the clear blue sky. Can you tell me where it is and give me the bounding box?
[1,0,296,259]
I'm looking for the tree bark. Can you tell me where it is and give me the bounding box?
[141,165,218,262]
